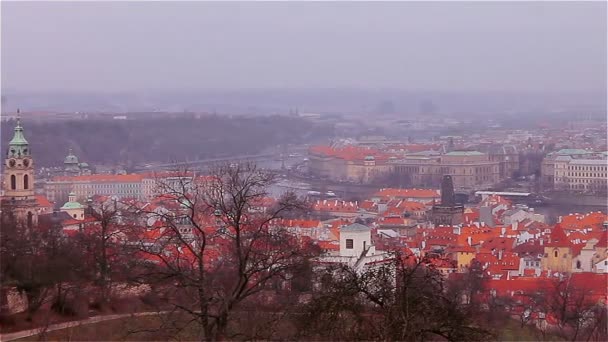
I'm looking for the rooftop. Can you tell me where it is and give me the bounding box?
[444,151,484,156]
[340,223,370,233]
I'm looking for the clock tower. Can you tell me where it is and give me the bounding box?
[2,112,38,227]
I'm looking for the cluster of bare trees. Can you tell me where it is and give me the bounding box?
[0,197,136,321]
[298,253,493,341]
[501,276,608,342]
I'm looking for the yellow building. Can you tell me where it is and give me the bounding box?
[446,245,477,272]
[542,225,578,274]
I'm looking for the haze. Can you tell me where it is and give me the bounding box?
[1,1,606,94]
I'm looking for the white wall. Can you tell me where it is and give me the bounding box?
[340,229,371,257]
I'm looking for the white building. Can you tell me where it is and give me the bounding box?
[593,257,608,273]
[572,238,600,273]
[317,223,391,273]
[554,155,608,192]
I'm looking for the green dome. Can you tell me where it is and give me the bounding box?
[61,201,84,210]
[61,192,83,210]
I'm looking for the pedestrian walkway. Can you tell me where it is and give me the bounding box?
[1,311,166,341]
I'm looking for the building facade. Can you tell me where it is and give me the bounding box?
[392,151,500,190]
[553,155,607,193]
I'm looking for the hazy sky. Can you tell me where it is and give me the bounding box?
[2,1,606,93]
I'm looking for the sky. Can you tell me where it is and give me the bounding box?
[1,1,606,94]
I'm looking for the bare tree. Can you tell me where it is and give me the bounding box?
[0,215,82,321]
[547,276,607,342]
[74,197,137,306]
[132,163,318,340]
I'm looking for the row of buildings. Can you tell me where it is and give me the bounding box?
[309,140,607,194]
[42,172,197,206]
[308,144,510,190]
[541,149,608,193]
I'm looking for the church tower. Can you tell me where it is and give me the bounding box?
[431,175,464,227]
[1,111,38,227]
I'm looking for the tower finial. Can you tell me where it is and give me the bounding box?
[16,108,21,126]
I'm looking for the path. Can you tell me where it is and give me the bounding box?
[0,311,167,341]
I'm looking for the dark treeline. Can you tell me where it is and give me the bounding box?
[1,115,334,167]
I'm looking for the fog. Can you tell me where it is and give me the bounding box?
[2,1,606,94]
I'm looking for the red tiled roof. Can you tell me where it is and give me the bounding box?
[309,145,392,162]
[34,195,52,208]
[273,219,321,229]
[375,188,440,199]
[317,241,339,251]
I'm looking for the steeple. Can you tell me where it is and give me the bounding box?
[8,109,29,158]
[2,108,38,227]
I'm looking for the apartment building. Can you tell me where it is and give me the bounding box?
[554,155,608,193]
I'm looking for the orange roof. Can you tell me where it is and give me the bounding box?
[309,145,393,162]
[34,195,52,208]
[274,219,320,229]
[317,241,340,251]
[52,174,143,183]
[375,188,440,199]
[560,211,608,232]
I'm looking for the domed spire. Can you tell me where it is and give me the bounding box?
[8,108,29,157]
[64,148,79,165]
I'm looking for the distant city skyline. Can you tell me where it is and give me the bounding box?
[2,1,606,94]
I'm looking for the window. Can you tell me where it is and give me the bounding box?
[554,250,558,258]
[23,174,29,190]
[346,239,354,249]
[27,211,33,229]
[10,175,16,190]
[576,261,581,269]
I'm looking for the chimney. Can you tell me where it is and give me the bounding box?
[501,227,506,236]
[467,236,472,246]
[421,240,426,250]
[498,249,503,260]
[540,239,544,246]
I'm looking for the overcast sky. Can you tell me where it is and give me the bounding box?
[1,1,606,93]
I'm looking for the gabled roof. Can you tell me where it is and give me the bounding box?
[341,223,370,233]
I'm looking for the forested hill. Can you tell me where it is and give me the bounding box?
[1,115,334,167]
